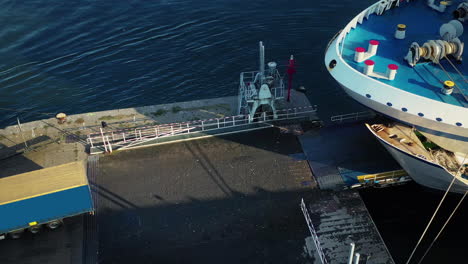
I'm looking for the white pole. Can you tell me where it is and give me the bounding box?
[17,117,28,149]
[354,253,360,264]
[259,41,265,84]
[100,128,108,153]
[106,136,112,153]
[348,243,355,264]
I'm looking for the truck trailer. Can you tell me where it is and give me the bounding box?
[0,161,94,239]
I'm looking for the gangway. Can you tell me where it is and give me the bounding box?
[87,106,317,154]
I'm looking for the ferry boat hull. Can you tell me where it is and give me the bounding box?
[372,131,467,194]
[337,83,466,144]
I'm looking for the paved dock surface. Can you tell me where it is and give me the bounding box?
[94,127,316,263]
[0,216,84,264]
[299,122,401,189]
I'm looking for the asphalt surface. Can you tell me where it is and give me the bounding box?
[0,216,84,264]
[96,127,316,264]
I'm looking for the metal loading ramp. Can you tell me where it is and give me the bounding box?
[302,191,395,264]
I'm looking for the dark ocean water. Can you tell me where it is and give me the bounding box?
[0,0,372,126]
[1,0,466,263]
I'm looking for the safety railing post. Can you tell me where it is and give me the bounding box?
[100,128,108,153]
[112,132,115,141]
[263,112,266,121]
[106,136,112,153]
[171,125,174,135]
[123,133,126,143]
[217,118,220,128]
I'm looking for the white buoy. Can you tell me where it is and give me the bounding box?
[387,64,398,80]
[395,24,406,39]
[364,60,375,75]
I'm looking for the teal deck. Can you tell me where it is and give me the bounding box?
[0,185,93,234]
[342,1,467,107]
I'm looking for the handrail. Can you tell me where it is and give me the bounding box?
[87,105,318,153]
[335,0,398,56]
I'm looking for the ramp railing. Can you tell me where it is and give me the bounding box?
[87,105,317,154]
[330,110,375,123]
[301,198,328,264]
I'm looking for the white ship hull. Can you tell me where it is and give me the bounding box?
[374,132,467,194]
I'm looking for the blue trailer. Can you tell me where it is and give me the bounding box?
[0,161,94,239]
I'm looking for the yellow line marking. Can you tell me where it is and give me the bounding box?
[0,184,88,206]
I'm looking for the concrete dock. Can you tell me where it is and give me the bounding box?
[0,91,399,264]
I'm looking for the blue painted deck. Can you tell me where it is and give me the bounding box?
[343,1,467,107]
[0,185,93,233]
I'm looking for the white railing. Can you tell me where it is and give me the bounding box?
[87,105,317,154]
[238,69,285,115]
[336,0,400,56]
[301,198,328,264]
[330,110,375,123]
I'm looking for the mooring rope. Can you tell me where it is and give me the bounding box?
[405,153,467,264]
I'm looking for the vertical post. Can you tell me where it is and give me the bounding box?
[217,118,220,128]
[171,125,174,135]
[259,41,265,84]
[157,126,159,137]
[122,133,126,143]
[248,115,251,123]
[106,136,112,153]
[111,132,115,141]
[88,137,94,148]
[348,243,355,264]
[154,128,158,137]
[139,130,142,140]
[263,112,266,121]
[17,117,28,149]
[354,253,360,264]
[187,123,190,133]
[201,121,204,131]
[100,128,108,153]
